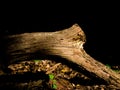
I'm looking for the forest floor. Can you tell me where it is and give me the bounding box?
[0,59,120,90]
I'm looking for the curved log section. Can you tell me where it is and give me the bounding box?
[1,24,120,88]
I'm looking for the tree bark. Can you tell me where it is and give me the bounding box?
[1,24,120,88]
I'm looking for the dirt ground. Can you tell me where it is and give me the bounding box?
[0,59,120,90]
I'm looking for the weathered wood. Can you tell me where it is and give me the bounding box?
[1,24,120,88]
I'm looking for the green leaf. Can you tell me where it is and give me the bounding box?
[113,69,120,73]
[53,79,57,83]
[106,64,111,68]
[33,60,41,63]
[52,84,57,89]
[49,74,54,80]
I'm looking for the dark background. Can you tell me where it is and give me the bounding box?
[0,2,119,65]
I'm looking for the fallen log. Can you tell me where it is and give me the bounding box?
[1,24,120,88]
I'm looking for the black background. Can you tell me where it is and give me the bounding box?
[0,2,119,65]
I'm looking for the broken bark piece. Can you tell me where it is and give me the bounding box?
[1,24,120,88]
